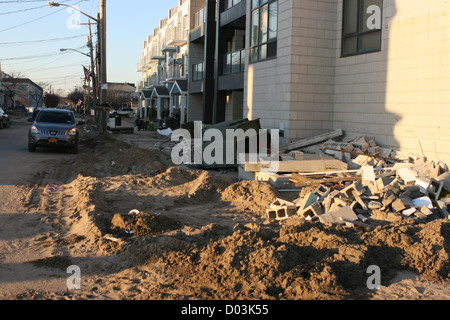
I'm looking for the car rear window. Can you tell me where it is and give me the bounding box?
[36,111,74,124]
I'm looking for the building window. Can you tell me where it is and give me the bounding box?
[250,0,278,63]
[192,62,204,81]
[342,0,383,57]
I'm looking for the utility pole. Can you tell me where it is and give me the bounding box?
[85,21,97,116]
[95,0,107,132]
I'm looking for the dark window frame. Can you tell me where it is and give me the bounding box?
[341,0,383,57]
[249,0,278,64]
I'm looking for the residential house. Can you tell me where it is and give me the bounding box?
[0,76,43,111]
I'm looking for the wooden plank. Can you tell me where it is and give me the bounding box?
[245,159,347,173]
[290,175,361,187]
[279,129,343,152]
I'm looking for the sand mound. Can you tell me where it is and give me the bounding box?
[221,180,280,216]
[146,167,200,188]
[110,212,181,237]
[137,218,450,299]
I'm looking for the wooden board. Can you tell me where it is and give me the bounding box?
[279,129,343,152]
[244,159,348,173]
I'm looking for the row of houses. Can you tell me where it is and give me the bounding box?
[137,0,450,164]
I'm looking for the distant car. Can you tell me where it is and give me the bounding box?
[0,108,11,129]
[116,108,135,118]
[28,108,83,154]
[28,108,43,122]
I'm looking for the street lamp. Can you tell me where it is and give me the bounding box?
[59,48,90,57]
[47,2,98,22]
[48,0,108,132]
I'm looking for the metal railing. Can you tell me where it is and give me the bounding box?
[223,49,245,75]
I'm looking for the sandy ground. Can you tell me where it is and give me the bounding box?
[0,118,449,302]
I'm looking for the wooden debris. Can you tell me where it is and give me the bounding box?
[279,129,343,152]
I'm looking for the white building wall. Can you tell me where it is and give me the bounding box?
[244,0,293,144]
[333,0,450,164]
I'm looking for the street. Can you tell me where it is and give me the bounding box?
[0,115,77,185]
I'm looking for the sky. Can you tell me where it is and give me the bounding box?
[0,0,179,95]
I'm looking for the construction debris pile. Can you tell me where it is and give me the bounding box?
[240,129,450,227]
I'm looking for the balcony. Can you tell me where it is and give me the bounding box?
[223,49,245,75]
[221,0,246,27]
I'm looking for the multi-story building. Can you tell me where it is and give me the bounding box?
[138,0,450,164]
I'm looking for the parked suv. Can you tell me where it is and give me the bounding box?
[28,108,83,154]
[0,108,11,129]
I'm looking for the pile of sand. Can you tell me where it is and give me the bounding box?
[221,180,280,216]
[20,128,449,300]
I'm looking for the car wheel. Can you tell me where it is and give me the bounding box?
[28,144,36,152]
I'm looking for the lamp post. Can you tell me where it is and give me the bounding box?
[48,1,107,132]
[60,48,96,115]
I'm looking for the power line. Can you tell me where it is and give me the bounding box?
[0,34,90,47]
[0,0,84,33]
[0,45,87,61]
[0,3,47,15]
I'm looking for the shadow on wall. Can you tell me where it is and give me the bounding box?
[333,0,401,160]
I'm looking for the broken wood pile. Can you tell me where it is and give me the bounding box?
[240,129,450,227]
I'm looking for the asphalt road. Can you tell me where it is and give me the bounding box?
[0,115,75,186]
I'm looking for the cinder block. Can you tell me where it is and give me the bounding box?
[298,201,323,219]
[297,192,318,212]
[427,178,444,201]
[314,184,330,202]
[266,207,291,221]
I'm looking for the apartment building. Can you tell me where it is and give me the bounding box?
[138,0,450,164]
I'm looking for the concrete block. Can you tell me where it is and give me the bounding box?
[314,184,330,202]
[270,199,297,216]
[368,146,380,155]
[299,202,323,219]
[402,207,417,217]
[427,178,444,201]
[255,172,292,188]
[368,201,383,210]
[415,178,431,194]
[391,198,406,212]
[318,206,358,224]
[420,205,434,216]
[397,167,417,184]
[412,196,433,209]
[362,166,376,185]
[437,172,450,192]
[266,207,291,221]
[436,200,450,219]
[297,192,318,212]
[382,194,397,207]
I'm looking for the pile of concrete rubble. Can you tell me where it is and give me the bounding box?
[259,132,450,226]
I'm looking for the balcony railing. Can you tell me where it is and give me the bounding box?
[194,7,206,29]
[192,62,204,81]
[223,49,245,75]
[224,0,242,11]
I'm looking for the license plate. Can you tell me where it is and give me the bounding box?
[48,138,58,143]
